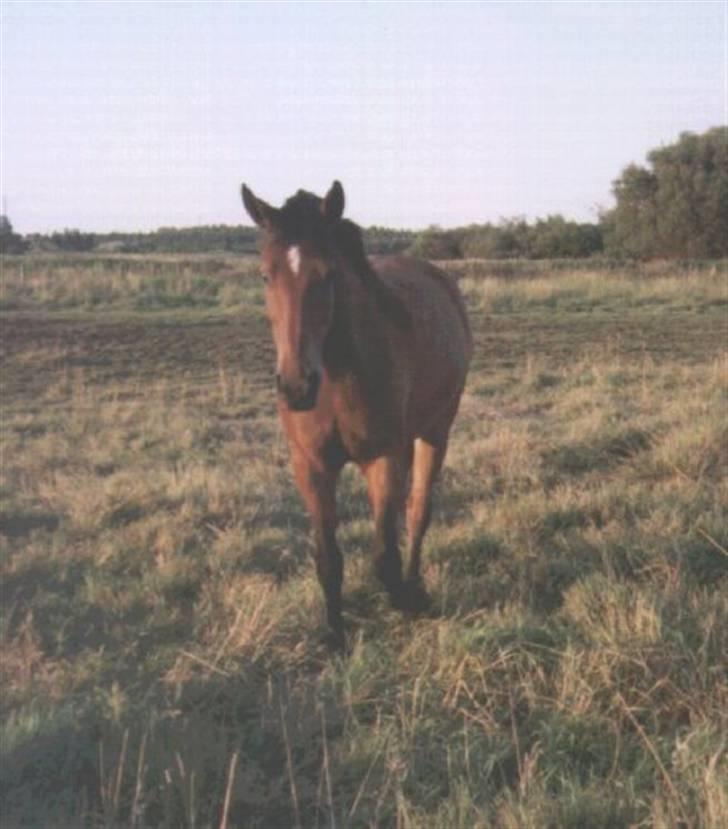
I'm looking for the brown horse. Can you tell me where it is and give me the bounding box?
[241,181,471,647]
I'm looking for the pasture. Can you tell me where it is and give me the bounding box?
[1,255,726,827]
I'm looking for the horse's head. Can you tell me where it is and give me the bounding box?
[241,181,346,411]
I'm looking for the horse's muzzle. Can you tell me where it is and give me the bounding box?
[276,370,321,411]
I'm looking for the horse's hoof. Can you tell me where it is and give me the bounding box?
[322,626,346,653]
[392,580,433,616]
[402,579,432,615]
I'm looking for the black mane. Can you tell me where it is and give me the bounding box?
[272,190,367,270]
[273,190,329,247]
[272,187,410,329]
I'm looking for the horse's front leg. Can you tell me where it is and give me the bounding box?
[363,453,408,607]
[290,450,344,647]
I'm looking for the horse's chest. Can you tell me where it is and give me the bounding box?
[331,381,399,461]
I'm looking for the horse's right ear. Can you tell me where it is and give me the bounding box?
[321,180,345,223]
[241,184,278,229]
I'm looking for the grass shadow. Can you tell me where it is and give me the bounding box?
[543,428,652,480]
[431,531,596,617]
[0,510,61,538]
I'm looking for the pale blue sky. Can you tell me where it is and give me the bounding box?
[1,1,725,233]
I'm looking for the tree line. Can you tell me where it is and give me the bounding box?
[2,127,725,259]
[408,216,604,260]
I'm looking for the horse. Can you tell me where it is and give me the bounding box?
[241,181,472,647]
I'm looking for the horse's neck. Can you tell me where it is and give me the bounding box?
[325,265,390,384]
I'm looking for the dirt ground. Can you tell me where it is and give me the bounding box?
[3,308,725,405]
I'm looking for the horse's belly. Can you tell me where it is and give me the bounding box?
[407,325,469,436]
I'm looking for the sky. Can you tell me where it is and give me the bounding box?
[1,1,726,233]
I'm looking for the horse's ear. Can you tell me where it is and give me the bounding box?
[321,180,345,223]
[241,184,278,229]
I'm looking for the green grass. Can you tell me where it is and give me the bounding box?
[1,256,727,827]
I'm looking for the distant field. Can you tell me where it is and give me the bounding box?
[1,255,726,827]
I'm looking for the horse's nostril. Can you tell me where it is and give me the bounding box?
[275,372,282,390]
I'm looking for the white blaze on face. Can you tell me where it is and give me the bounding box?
[287,245,302,277]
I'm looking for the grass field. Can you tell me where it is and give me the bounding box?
[1,255,727,827]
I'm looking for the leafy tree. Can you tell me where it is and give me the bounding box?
[363,226,415,255]
[409,226,463,259]
[459,217,602,260]
[606,164,659,257]
[530,215,603,258]
[605,127,728,258]
[0,215,28,254]
[460,219,532,259]
[50,229,96,252]
[488,218,531,258]
[459,224,499,259]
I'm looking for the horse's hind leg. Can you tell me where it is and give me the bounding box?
[363,454,407,605]
[291,451,344,647]
[405,437,447,591]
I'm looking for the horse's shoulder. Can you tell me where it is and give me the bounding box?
[369,254,452,287]
[371,255,469,330]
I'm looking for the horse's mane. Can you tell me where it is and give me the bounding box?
[273,190,327,246]
[273,191,411,330]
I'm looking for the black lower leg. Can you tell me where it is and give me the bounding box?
[373,502,404,602]
[315,529,344,643]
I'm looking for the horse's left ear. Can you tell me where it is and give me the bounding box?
[241,184,279,229]
[321,181,345,223]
